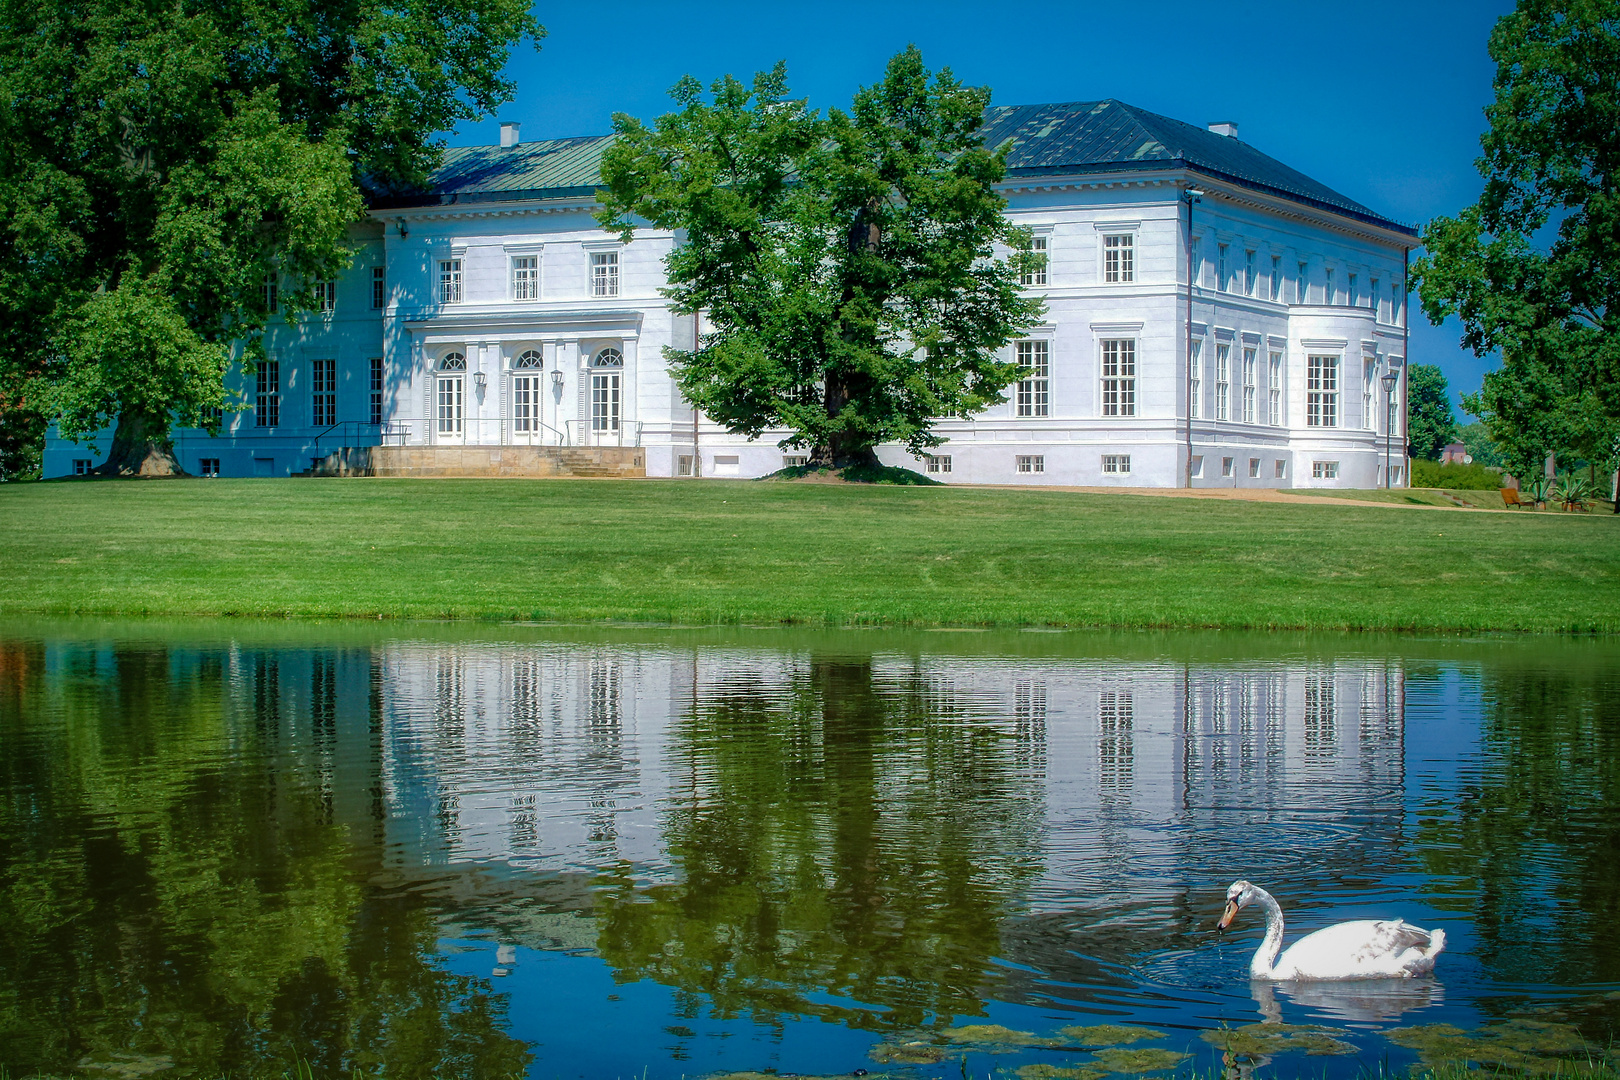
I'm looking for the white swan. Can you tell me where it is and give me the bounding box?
[1218,880,1445,980]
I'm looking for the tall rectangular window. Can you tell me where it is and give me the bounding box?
[1191,238,1203,286]
[371,266,385,309]
[265,275,279,314]
[1324,268,1336,305]
[316,280,336,312]
[1392,282,1403,323]
[1100,339,1135,416]
[1218,243,1231,292]
[1349,273,1360,307]
[1364,360,1376,428]
[1244,249,1257,295]
[1015,340,1049,417]
[512,256,539,300]
[1307,355,1339,427]
[369,357,384,425]
[1021,234,1048,286]
[1296,262,1308,303]
[1370,277,1381,317]
[591,251,619,297]
[255,361,280,427]
[1242,346,1256,423]
[1215,343,1231,421]
[1103,234,1134,283]
[591,370,621,431]
[311,359,336,427]
[513,375,537,433]
[1190,339,1202,418]
[1270,255,1282,301]
[439,259,463,304]
[1268,351,1282,425]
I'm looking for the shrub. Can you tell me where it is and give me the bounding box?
[1410,459,1506,490]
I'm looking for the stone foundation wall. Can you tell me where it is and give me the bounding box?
[314,446,646,478]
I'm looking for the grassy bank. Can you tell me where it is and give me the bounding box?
[3,477,1616,631]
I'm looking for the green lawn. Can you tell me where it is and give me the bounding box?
[3,476,1616,632]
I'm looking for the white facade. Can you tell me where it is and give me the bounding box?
[45,106,1416,488]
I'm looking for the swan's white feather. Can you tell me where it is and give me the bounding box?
[1270,919,1445,980]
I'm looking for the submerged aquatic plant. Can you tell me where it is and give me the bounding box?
[1058,1025,1168,1048]
[1387,1019,1603,1074]
[1200,1022,1357,1059]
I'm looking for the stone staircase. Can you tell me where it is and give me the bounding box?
[305,445,645,479]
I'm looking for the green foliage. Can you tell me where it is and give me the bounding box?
[1412,0,1620,479]
[0,0,544,472]
[764,462,941,485]
[596,47,1043,465]
[1407,363,1458,459]
[1556,471,1595,511]
[1459,420,1506,468]
[1411,458,1508,490]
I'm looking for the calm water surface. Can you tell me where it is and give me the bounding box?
[2,621,1618,1079]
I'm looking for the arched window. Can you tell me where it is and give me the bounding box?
[439,352,466,371]
[514,349,542,369]
[593,347,623,367]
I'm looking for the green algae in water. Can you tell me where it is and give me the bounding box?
[869,1039,952,1065]
[1386,1019,1600,1074]
[1200,1022,1356,1059]
[1088,1048,1190,1073]
[1058,1025,1167,1048]
[942,1024,1063,1048]
[1017,1066,1107,1080]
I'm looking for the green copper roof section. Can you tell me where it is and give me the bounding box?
[374,99,1413,235]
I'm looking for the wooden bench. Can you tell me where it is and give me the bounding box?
[1501,487,1528,509]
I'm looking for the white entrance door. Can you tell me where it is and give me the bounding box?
[512,375,540,444]
[436,376,464,444]
[591,372,621,444]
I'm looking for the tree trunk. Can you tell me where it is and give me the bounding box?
[808,202,886,472]
[96,410,185,476]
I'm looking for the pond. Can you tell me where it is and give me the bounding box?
[2,619,1618,1080]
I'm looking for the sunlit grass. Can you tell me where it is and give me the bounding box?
[4,476,1616,632]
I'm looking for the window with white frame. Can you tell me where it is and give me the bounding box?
[1245,249,1257,296]
[1222,456,1235,477]
[1100,339,1135,416]
[1392,282,1403,323]
[1249,457,1260,478]
[1191,455,1204,477]
[369,357,384,425]
[199,458,220,477]
[316,280,336,312]
[1215,343,1231,421]
[1370,277,1381,317]
[437,353,465,436]
[591,251,619,297]
[514,348,542,369]
[1313,460,1339,479]
[1349,273,1360,308]
[255,361,280,427]
[591,347,623,431]
[783,454,809,468]
[1275,459,1286,478]
[1296,262,1308,303]
[512,256,539,300]
[1218,243,1231,291]
[439,352,466,371]
[1103,234,1134,283]
[73,459,91,476]
[439,259,463,304]
[1324,268,1336,305]
[1102,454,1131,475]
[372,266,386,309]
[1268,351,1283,425]
[1016,455,1044,474]
[1015,340,1049,417]
[1242,347,1256,423]
[512,349,544,435]
[923,454,952,474]
[1191,238,1203,286]
[1270,256,1282,301]
[311,358,336,428]
[677,455,696,477]
[1307,355,1339,427]
[1363,359,1376,428]
[1189,338,1202,418]
[1021,234,1049,286]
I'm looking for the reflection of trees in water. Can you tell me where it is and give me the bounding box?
[593,654,1046,1031]
[1416,660,1620,986]
[0,641,529,1077]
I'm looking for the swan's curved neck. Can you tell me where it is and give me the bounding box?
[1247,886,1285,978]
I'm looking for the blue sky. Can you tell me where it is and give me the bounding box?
[460,0,1516,411]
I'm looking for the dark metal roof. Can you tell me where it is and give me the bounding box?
[374,99,1414,236]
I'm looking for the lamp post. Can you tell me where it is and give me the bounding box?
[1381,368,1399,489]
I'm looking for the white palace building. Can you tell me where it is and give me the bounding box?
[45,99,1417,487]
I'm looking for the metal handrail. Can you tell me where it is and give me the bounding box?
[561,419,643,448]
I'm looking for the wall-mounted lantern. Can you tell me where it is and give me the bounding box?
[550,370,565,389]
[474,371,487,390]
[394,217,409,239]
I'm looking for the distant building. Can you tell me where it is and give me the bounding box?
[1440,442,1470,465]
[46,101,1416,487]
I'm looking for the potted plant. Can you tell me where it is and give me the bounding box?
[1555,472,1593,512]
[1525,475,1553,510]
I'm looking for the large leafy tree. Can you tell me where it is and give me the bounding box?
[0,0,544,478]
[1411,0,1620,486]
[1406,363,1458,460]
[595,47,1043,469]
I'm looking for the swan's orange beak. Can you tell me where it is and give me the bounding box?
[1217,900,1238,931]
